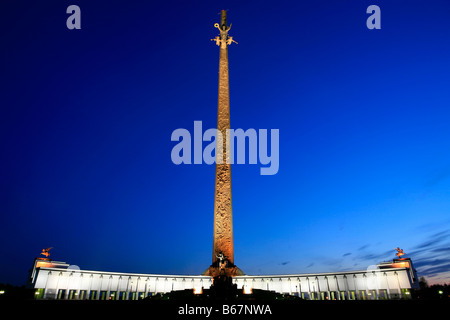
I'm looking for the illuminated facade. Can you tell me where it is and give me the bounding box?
[30,258,418,300]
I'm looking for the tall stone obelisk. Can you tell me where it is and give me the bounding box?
[207,10,240,279]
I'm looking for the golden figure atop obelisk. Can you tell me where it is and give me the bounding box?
[206,10,241,279]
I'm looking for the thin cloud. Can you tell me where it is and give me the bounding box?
[425,167,450,188]
[342,253,351,257]
[431,247,450,253]
[419,263,450,277]
[356,249,393,262]
[414,258,449,269]
[414,231,449,250]
[407,229,450,282]
[358,244,370,251]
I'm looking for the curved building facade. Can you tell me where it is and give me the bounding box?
[29,258,418,300]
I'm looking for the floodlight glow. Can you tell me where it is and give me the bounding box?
[193,287,203,294]
[243,285,252,294]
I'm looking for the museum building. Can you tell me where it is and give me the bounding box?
[29,257,419,300]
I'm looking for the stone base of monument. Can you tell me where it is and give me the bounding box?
[146,285,289,302]
[203,265,244,277]
[200,257,246,299]
[208,275,238,299]
[202,256,245,277]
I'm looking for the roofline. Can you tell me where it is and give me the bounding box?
[235,268,409,278]
[36,266,408,279]
[36,267,211,279]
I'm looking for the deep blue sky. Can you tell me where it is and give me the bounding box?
[1,0,450,286]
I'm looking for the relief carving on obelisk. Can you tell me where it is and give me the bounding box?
[206,10,241,278]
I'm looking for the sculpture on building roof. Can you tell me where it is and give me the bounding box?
[40,247,53,258]
[394,247,405,259]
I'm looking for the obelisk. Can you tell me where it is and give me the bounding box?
[208,10,239,279]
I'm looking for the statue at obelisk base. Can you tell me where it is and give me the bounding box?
[206,252,240,298]
[206,252,240,278]
[203,11,244,292]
